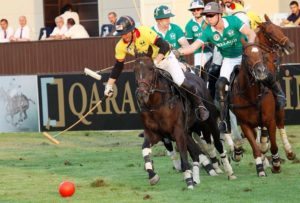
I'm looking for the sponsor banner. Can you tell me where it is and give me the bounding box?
[38,72,143,131]
[0,76,39,132]
[280,64,300,124]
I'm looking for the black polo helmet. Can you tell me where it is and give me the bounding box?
[114,16,135,36]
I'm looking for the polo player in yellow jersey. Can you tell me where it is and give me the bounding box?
[104,16,209,121]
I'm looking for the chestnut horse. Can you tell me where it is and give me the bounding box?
[256,15,296,160]
[230,40,281,176]
[134,52,235,189]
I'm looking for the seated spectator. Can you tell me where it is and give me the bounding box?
[101,12,118,37]
[10,16,31,42]
[60,4,80,25]
[282,1,300,26]
[47,16,68,40]
[0,19,14,43]
[62,18,89,39]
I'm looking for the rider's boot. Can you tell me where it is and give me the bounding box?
[216,77,230,133]
[263,73,286,109]
[208,63,221,99]
[181,78,209,122]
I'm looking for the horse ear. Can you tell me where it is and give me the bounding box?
[256,21,262,27]
[264,14,271,22]
[147,45,153,58]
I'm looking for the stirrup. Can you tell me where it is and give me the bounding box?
[218,120,229,133]
[195,106,209,122]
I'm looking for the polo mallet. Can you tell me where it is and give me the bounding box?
[84,59,136,80]
[43,98,105,144]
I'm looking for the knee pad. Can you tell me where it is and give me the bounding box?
[208,64,221,77]
[215,77,229,101]
[215,77,229,92]
[208,64,221,82]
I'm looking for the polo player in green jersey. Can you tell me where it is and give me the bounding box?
[185,0,213,76]
[152,5,189,50]
[178,2,286,133]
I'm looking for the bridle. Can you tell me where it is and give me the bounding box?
[135,58,169,97]
[242,43,266,81]
[258,22,289,55]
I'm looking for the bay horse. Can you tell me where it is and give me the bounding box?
[134,51,235,189]
[230,39,281,176]
[256,14,296,160]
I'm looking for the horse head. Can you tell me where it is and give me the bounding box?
[133,45,156,104]
[257,14,295,55]
[242,38,268,81]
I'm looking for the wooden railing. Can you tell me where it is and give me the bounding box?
[0,27,299,75]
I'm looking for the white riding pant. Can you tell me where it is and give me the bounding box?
[194,52,213,67]
[212,46,223,66]
[156,52,185,86]
[220,56,242,83]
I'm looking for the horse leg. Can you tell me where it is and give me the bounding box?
[174,129,193,189]
[142,136,160,185]
[186,134,201,185]
[276,109,296,160]
[229,110,244,162]
[267,121,281,173]
[24,110,28,120]
[204,117,237,179]
[162,138,181,171]
[260,127,270,154]
[198,125,222,175]
[240,124,266,177]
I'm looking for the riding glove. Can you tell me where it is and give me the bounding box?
[104,84,114,97]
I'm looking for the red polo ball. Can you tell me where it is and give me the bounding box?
[59,181,75,197]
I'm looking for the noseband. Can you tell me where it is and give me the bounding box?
[242,43,265,80]
[136,63,158,95]
[135,60,169,96]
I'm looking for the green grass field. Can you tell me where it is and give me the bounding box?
[0,127,300,203]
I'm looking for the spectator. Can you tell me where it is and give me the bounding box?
[47,16,68,40]
[282,1,300,25]
[10,16,31,42]
[62,18,89,39]
[60,4,80,25]
[0,19,14,43]
[101,11,118,36]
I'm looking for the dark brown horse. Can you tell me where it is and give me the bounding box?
[134,52,235,189]
[230,40,281,176]
[256,15,296,160]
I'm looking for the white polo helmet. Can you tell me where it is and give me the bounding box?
[188,0,205,11]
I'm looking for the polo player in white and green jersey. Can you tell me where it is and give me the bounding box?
[152,5,189,56]
[185,0,212,74]
[179,2,286,134]
[178,2,256,133]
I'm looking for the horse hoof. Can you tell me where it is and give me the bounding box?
[149,174,160,185]
[209,169,218,176]
[187,185,194,190]
[271,166,281,174]
[214,168,224,174]
[228,175,237,180]
[258,171,266,177]
[286,152,296,160]
[231,154,242,162]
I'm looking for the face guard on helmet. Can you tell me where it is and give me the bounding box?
[114,16,135,36]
